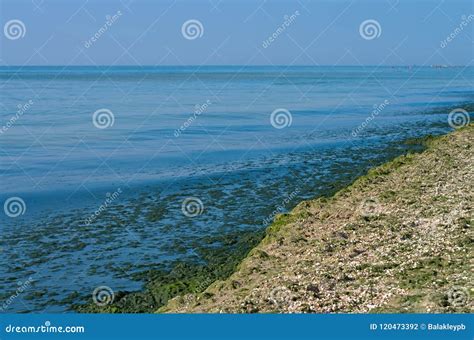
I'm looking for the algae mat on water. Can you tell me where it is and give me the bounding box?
[164,125,473,313]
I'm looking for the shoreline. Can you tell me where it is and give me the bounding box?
[163,125,473,313]
[74,125,472,313]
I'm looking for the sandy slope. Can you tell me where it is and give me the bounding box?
[164,125,473,313]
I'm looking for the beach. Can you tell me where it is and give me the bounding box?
[1,1,473,337]
[163,124,473,313]
[1,67,472,313]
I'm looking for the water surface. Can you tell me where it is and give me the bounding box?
[0,66,472,312]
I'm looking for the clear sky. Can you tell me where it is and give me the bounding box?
[0,0,472,66]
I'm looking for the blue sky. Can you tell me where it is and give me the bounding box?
[0,0,472,66]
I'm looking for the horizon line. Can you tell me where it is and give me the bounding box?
[0,64,468,68]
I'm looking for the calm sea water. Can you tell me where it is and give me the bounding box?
[0,66,472,312]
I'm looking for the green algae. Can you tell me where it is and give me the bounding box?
[35,124,462,313]
[161,125,473,313]
[74,229,265,313]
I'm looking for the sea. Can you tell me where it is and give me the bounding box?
[0,65,472,312]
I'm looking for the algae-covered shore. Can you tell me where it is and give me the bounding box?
[76,125,473,314]
[163,125,473,313]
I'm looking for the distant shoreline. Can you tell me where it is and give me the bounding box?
[1,65,472,68]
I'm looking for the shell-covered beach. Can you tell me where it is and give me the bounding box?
[164,125,473,313]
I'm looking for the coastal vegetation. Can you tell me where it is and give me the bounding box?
[163,125,473,313]
[77,125,472,313]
